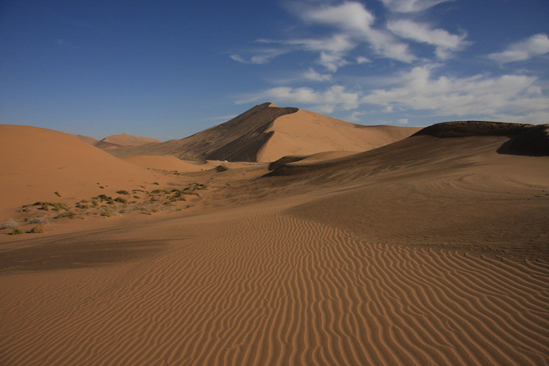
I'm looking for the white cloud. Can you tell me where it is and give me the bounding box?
[231,48,291,64]
[488,34,549,64]
[230,54,246,63]
[388,20,468,59]
[256,35,355,71]
[303,67,332,81]
[348,111,367,122]
[380,0,453,13]
[239,85,360,113]
[362,65,549,119]
[299,2,416,62]
[397,118,409,124]
[356,56,371,64]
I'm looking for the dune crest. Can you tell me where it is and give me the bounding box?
[95,133,161,150]
[0,125,166,220]
[108,103,419,162]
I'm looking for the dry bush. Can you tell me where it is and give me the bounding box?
[0,219,19,230]
[29,225,44,234]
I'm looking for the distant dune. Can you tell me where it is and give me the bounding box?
[109,102,420,162]
[94,133,161,150]
[121,155,215,172]
[0,125,165,220]
[72,134,98,145]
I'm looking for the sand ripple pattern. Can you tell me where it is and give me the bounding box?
[1,211,549,365]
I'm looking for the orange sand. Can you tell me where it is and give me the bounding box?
[0,123,548,366]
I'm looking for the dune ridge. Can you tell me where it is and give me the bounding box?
[0,125,168,220]
[108,103,419,162]
[94,133,161,150]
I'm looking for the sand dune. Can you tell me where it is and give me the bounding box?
[258,109,420,162]
[0,125,168,221]
[95,132,161,150]
[121,155,215,172]
[109,103,419,162]
[71,134,98,145]
[1,121,548,365]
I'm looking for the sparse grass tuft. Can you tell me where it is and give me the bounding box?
[114,197,127,204]
[28,225,44,234]
[54,211,76,219]
[116,190,130,195]
[100,211,113,217]
[54,191,61,197]
[29,217,49,225]
[11,228,24,235]
[1,219,19,230]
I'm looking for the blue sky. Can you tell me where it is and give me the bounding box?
[1,0,548,141]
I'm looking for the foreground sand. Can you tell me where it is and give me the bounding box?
[1,199,548,365]
[1,132,548,365]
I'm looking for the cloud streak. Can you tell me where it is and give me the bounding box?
[361,65,549,119]
[488,34,549,64]
[387,20,468,59]
[380,0,453,13]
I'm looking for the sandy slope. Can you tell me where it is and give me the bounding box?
[109,103,419,162]
[0,125,168,221]
[1,125,548,365]
[95,133,161,150]
[121,155,216,172]
[258,109,420,162]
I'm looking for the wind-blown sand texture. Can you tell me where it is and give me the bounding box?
[109,103,420,162]
[1,121,548,365]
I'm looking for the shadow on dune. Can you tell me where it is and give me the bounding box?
[413,121,549,156]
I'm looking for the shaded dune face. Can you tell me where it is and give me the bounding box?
[107,103,420,162]
[94,133,161,150]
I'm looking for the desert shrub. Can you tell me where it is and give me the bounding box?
[91,200,98,207]
[54,211,76,219]
[75,202,89,209]
[0,219,19,230]
[80,199,89,203]
[54,191,61,197]
[116,190,130,195]
[29,217,49,225]
[17,206,31,213]
[119,208,128,214]
[11,228,24,235]
[151,208,159,213]
[133,195,140,199]
[100,211,112,217]
[152,182,159,185]
[114,197,127,204]
[28,225,44,234]
[150,189,169,195]
[182,190,200,196]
